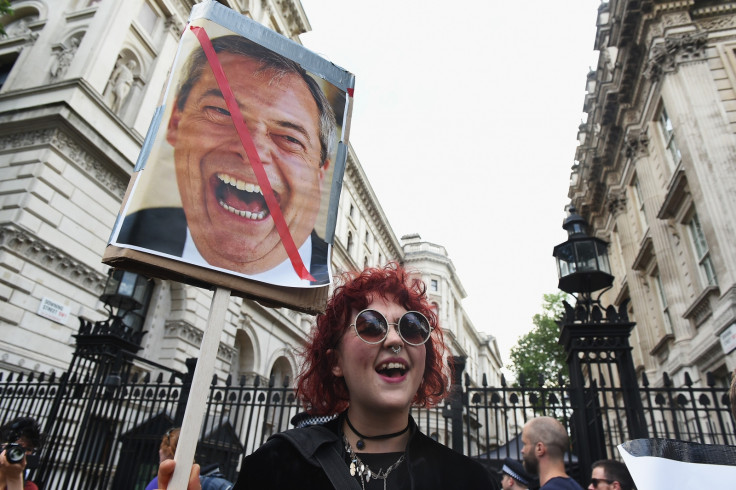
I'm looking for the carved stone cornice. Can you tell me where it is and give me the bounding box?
[697,14,736,31]
[164,319,235,361]
[624,129,650,159]
[273,0,308,36]
[164,320,202,346]
[607,189,628,217]
[164,16,185,38]
[0,224,107,295]
[644,31,708,83]
[0,128,127,199]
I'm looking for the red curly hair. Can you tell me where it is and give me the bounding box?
[296,262,451,415]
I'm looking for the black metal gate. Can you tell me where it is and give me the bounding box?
[0,317,734,488]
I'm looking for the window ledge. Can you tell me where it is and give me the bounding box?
[632,235,654,271]
[657,167,687,219]
[650,333,674,356]
[682,285,719,327]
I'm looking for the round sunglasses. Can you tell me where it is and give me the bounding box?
[350,309,433,346]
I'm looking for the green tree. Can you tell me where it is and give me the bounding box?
[0,1,14,37]
[508,292,569,387]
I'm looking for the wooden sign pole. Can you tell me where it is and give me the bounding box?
[169,286,231,489]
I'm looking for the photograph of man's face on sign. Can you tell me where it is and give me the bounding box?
[110,18,348,288]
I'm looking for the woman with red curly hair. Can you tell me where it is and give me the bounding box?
[158,263,492,489]
[234,263,492,489]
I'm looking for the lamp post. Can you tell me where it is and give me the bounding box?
[552,206,647,475]
[74,269,153,355]
[552,206,614,320]
[100,268,151,322]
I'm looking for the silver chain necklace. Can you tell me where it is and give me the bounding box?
[343,434,405,490]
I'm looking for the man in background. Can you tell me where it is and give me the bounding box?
[521,416,583,490]
[0,417,41,490]
[501,456,536,490]
[588,459,635,490]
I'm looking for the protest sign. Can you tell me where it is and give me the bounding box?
[104,0,354,313]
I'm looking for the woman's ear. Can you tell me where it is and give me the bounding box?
[328,348,343,377]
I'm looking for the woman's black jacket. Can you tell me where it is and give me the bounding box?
[234,414,492,489]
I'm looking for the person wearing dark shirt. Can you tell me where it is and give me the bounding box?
[521,417,583,490]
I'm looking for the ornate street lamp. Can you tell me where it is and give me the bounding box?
[76,268,154,348]
[100,268,151,322]
[73,269,153,372]
[551,205,648,473]
[552,206,613,300]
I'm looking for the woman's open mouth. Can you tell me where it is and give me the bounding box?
[376,361,408,378]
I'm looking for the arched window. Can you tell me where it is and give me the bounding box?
[232,330,255,381]
[269,356,294,387]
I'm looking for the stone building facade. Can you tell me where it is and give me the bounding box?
[571,0,736,390]
[0,0,501,389]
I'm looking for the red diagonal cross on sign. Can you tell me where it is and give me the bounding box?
[189,25,315,282]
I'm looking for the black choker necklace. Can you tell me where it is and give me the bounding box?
[345,414,410,450]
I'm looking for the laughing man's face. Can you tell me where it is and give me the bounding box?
[167,53,327,275]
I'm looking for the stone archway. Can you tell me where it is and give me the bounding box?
[269,355,294,387]
[232,329,256,381]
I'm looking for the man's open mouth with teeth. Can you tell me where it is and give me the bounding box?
[214,172,278,221]
[376,361,408,379]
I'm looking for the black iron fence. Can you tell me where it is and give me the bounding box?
[0,360,733,489]
[464,371,735,482]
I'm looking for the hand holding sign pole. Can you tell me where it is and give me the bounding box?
[169,287,230,490]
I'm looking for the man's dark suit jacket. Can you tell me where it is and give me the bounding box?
[116,207,329,285]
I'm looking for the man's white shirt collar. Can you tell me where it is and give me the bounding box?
[182,228,313,287]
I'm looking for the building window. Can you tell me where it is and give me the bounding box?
[0,53,19,90]
[430,279,438,292]
[658,104,681,171]
[347,231,353,255]
[632,176,648,233]
[654,272,673,335]
[349,203,355,219]
[687,211,717,287]
[137,1,159,36]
